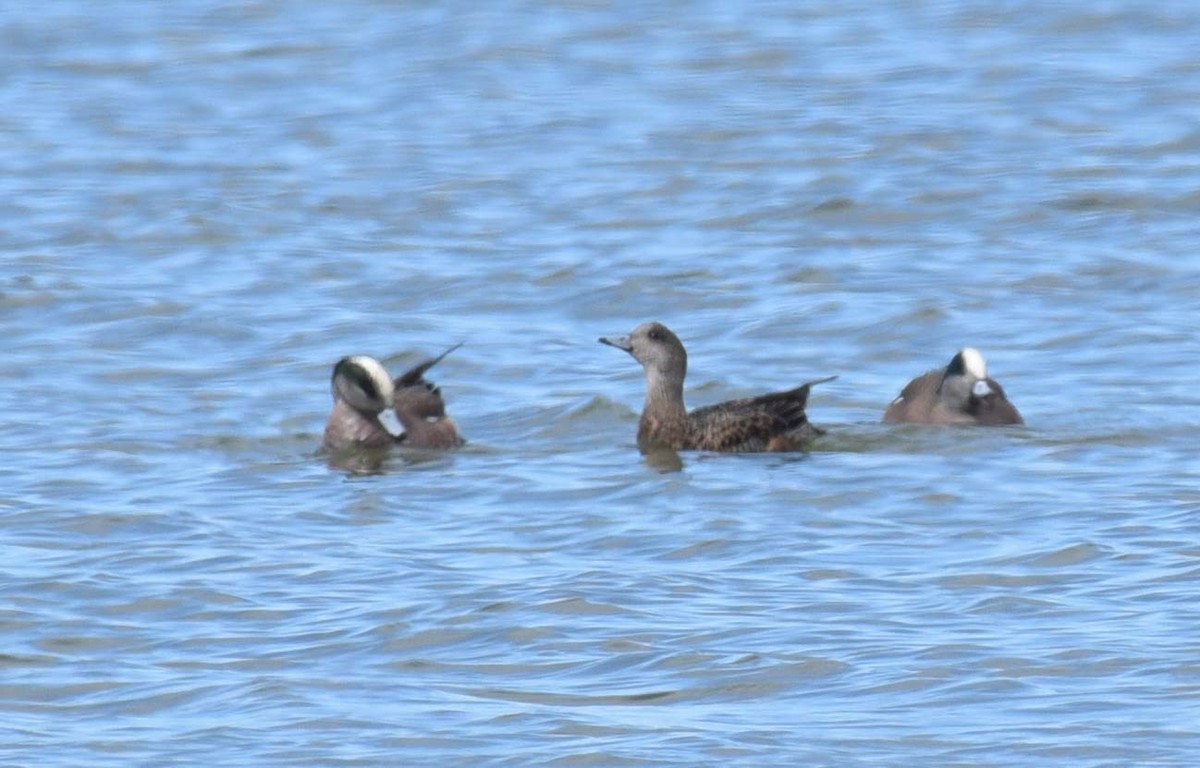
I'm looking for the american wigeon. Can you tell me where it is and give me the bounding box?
[884,347,1023,425]
[600,321,834,452]
[392,344,465,449]
[322,355,396,451]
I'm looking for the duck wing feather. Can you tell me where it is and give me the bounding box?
[687,376,834,452]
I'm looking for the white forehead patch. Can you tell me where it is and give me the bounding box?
[346,355,395,401]
[959,347,988,379]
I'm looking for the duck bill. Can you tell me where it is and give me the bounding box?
[598,335,633,353]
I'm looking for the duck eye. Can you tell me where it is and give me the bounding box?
[648,329,662,341]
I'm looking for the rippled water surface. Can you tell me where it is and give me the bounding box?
[3,1,1199,765]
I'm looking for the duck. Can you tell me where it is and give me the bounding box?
[322,355,396,452]
[392,343,465,449]
[883,347,1023,425]
[599,321,834,452]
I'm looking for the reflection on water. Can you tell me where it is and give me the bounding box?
[2,1,1199,766]
[324,446,392,476]
[641,446,685,473]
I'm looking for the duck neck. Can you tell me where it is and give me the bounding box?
[643,367,688,423]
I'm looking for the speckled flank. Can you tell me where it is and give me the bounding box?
[600,321,833,453]
[683,379,835,452]
[884,348,1023,425]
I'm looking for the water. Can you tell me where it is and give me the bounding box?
[3,1,1199,765]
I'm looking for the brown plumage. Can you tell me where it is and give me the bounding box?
[599,321,834,453]
[392,344,465,449]
[883,347,1023,425]
[322,356,396,452]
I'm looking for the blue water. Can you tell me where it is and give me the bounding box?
[2,1,1199,765]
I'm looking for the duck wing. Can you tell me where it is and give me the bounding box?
[688,376,834,452]
[394,342,463,387]
[883,368,941,423]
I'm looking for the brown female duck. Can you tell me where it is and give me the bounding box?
[600,321,833,452]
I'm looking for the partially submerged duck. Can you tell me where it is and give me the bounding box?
[322,355,396,452]
[883,347,1023,425]
[392,343,465,449]
[600,321,834,453]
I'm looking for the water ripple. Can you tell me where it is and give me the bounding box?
[4,1,1200,766]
